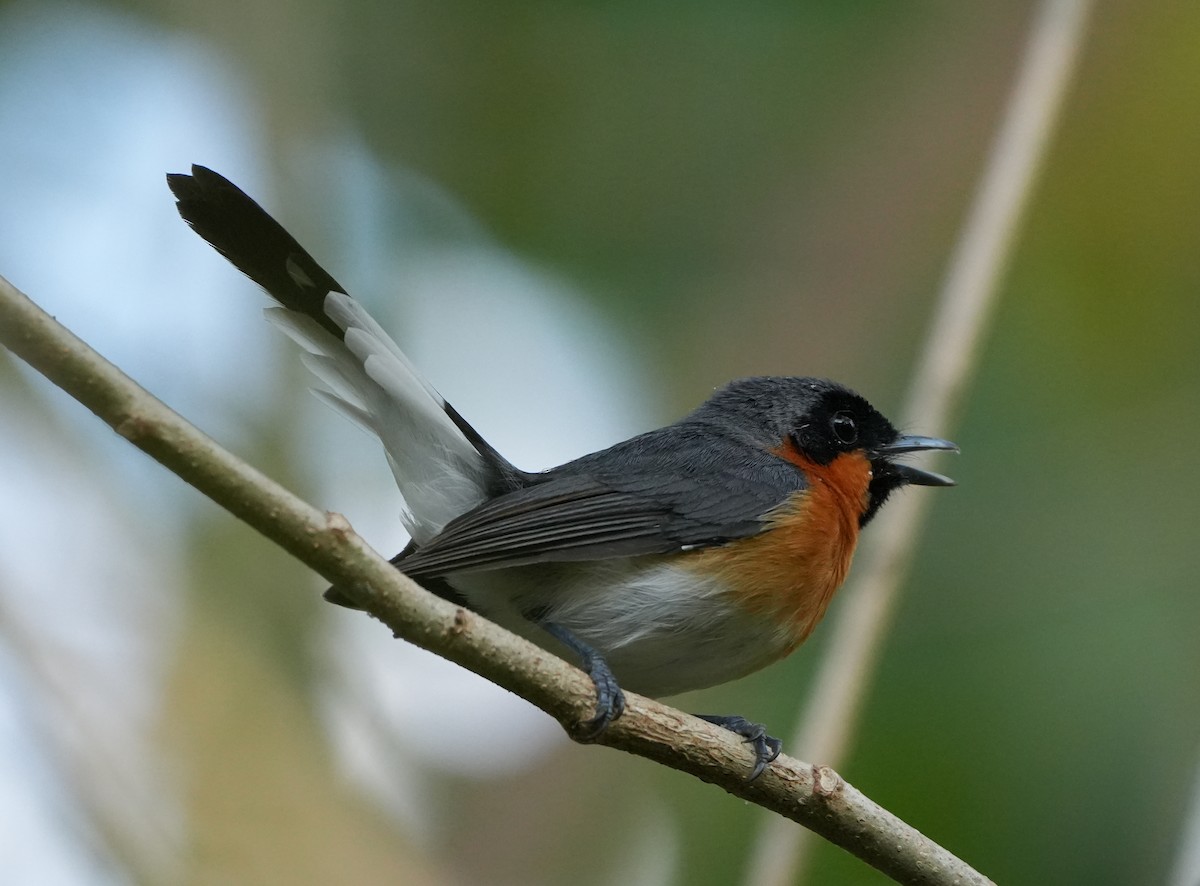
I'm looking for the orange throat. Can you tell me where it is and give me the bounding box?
[694,445,872,653]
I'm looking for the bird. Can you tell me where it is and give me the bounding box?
[167,164,957,779]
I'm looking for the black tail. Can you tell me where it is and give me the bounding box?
[167,165,345,340]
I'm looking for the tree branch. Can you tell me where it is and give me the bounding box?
[0,273,993,886]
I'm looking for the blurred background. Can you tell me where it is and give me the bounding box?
[1,1,1198,883]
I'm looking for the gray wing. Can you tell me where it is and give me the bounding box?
[398,424,809,578]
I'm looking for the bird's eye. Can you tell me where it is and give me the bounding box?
[830,411,858,445]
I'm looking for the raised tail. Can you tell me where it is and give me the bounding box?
[168,165,521,543]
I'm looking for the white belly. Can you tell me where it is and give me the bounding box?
[448,556,798,698]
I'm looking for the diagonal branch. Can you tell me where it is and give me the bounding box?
[0,273,993,886]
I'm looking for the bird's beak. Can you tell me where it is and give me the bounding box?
[874,435,959,487]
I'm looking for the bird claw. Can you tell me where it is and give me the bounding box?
[542,621,626,741]
[579,658,626,741]
[695,714,783,781]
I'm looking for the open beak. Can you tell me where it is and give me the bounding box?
[874,435,958,487]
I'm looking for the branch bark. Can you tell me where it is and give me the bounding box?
[0,273,994,886]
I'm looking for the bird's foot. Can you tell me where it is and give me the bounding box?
[543,622,626,740]
[694,714,782,781]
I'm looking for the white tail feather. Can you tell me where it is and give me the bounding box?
[265,295,492,543]
[310,388,373,433]
[325,293,444,402]
[264,307,340,355]
[298,353,371,413]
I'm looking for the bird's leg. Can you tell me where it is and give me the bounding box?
[693,714,782,781]
[541,621,626,740]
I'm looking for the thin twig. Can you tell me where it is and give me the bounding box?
[743,1,1093,884]
[0,274,992,885]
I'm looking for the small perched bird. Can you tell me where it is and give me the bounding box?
[168,165,956,778]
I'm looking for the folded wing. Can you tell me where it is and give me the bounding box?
[401,425,809,576]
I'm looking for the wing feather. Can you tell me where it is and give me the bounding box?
[400,424,810,578]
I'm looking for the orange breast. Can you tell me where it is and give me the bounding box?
[686,444,872,655]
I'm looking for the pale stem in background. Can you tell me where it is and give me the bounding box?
[743,1,1095,884]
[1170,758,1200,886]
